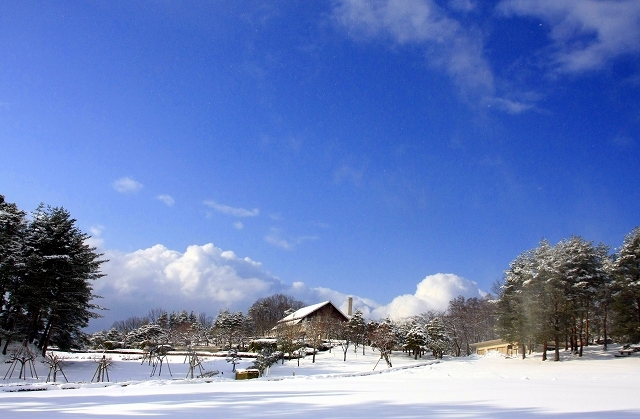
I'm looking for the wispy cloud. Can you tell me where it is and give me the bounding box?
[485,97,536,114]
[203,200,259,217]
[156,194,175,206]
[497,0,640,73]
[233,221,244,230]
[333,164,364,186]
[112,177,143,194]
[265,228,318,250]
[85,224,105,249]
[449,0,476,13]
[333,0,495,104]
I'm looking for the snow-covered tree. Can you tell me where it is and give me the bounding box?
[0,195,27,353]
[226,348,241,372]
[346,309,367,355]
[426,318,450,359]
[612,227,640,343]
[16,204,106,354]
[369,318,396,367]
[405,323,427,359]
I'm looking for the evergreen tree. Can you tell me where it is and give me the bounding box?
[346,309,367,355]
[611,227,640,343]
[25,205,106,354]
[0,203,106,354]
[426,317,450,359]
[405,323,427,359]
[0,195,28,351]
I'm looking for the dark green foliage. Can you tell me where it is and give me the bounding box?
[0,196,106,354]
[611,227,640,343]
[495,234,637,359]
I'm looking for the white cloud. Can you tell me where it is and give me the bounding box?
[498,0,640,73]
[264,228,318,250]
[265,229,293,250]
[485,97,536,114]
[85,225,105,249]
[90,243,482,330]
[333,0,494,103]
[112,177,143,193]
[156,194,175,206]
[203,200,259,217]
[449,0,476,13]
[92,243,285,329]
[287,281,382,319]
[233,221,244,230]
[333,164,364,186]
[371,273,484,319]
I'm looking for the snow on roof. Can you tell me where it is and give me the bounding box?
[277,301,336,324]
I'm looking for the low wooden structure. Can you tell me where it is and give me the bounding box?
[235,369,260,380]
[470,339,522,357]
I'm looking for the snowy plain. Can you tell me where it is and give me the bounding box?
[0,345,639,418]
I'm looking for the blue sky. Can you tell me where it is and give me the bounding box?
[1,0,639,330]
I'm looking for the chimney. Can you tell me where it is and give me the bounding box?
[347,297,353,316]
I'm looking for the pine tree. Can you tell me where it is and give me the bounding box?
[0,195,28,352]
[347,309,367,355]
[426,318,450,359]
[405,323,427,359]
[612,227,640,343]
[26,205,106,354]
[0,201,106,354]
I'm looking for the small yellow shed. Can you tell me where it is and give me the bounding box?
[470,339,521,356]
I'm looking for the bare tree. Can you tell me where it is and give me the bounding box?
[111,316,149,334]
[247,294,305,336]
[147,308,165,324]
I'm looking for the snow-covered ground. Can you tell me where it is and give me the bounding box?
[1,345,639,418]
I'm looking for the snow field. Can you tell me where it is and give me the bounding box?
[1,345,639,418]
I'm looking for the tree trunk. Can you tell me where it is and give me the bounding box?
[554,335,560,362]
[585,309,590,346]
[603,307,608,351]
[521,342,526,359]
[40,315,56,357]
[542,341,547,361]
[2,337,11,355]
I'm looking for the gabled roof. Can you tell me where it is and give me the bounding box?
[276,301,347,325]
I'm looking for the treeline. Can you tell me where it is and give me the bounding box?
[95,292,496,366]
[91,294,306,350]
[0,195,105,355]
[496,228,640,361]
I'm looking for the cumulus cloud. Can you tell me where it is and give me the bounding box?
[92,243,285,329]
[90,243,483,330]
[286,281,382,319]
[155,194,175,206]
[203,200,259,217]
[371,273,484,319]
[90,242,367,330]
[333,0,494,103]
[498,0,640,73]
[112,177,143,193]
